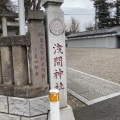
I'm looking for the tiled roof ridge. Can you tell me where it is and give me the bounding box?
[67,26,120,38]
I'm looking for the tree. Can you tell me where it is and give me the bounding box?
[0,0,19,35]
[92,0,115,29]
[0,0,42,17]
[65,17,80,36]
[0,0,10,13]
[24,0,41,17]
[0,0,42,35]
[0,0,17,13]
[114,0,120,26]
[85,22,95,31]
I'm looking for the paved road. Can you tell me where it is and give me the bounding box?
[73,95,120,120]
[67,68,120,105]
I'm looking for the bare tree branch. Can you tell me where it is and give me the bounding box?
[24,0,42,18]
[36,0,41,10]
[65,17,80,36]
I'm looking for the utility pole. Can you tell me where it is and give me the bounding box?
[18,0,25,35]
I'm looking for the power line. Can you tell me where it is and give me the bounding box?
[64,13,94,16]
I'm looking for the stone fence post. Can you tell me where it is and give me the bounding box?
[1,16,14,85]
[28,10,48,91]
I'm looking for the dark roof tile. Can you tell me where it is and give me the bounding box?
[67,26,120,38]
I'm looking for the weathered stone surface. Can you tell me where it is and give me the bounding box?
[0,95,8,113]
[1,46,14,85]
[9,97,30,116]
[0,13,18,18]
[21,115,47,120]
[0,35,30,46]
[0,84,48,98]
[27,10,44,20]
[12,46,28,86]
[28,10,48,89]
[42,0,64,6]
[29,95,49,116]
[0,85,14,96]
[43,0,67,108]
[0,113,20,120]
[2,17,7,36]
[14,86,49,98]
[0,48,2,83]
[8,95,49,117]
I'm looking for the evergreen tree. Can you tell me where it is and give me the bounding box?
[92,0,115,29]
[114,0,120,26]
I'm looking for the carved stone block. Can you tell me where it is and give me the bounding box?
[27,10,44,20]
[0,85,14,96]
[21,115,47,120]
[42,0,64,6]
[9,97,30,116]
[8,95,49,117]
[0,84,48,98]
[28,11,48,89]
[29,96,49,116]
[0,95,8,113]
[0,113,20,120]
[14,86,49,98]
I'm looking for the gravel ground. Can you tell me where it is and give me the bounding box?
[66,48,120,84]
[67,93,85,109]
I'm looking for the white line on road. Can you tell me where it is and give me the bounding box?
[87,92,120,105]
[68,88,120,105]
[67,67,120,87]
[67,67,120,105]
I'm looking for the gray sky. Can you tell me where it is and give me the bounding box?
[61,0,95,31]
[62,0,94,9]
[13,0,95,31]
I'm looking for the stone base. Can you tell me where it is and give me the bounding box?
[0,113,47,120]
[0,85,49,98]
[0,95,75,120]
[48,105,75,120]
[14,85,49,98]
[0,95,49,117]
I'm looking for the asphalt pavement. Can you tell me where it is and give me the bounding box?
[67,67,120,119]
[67,67,120,105]
[73,95,120,120]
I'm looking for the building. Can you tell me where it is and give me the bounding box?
[66,26,120,48]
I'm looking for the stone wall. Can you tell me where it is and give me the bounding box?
[0,10,49,120]
[0,95,49,120]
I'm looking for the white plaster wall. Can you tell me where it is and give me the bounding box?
[66,36,117,48]
[107,36,117,48]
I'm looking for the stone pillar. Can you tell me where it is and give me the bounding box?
[1,17,14,85]
[2,17,7,36]
[42,0,67,108]
[0,50,2,84]
[28,10,48,91]
[12,46,28,86]
[42,1,75,120]
[1,48,13,85]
